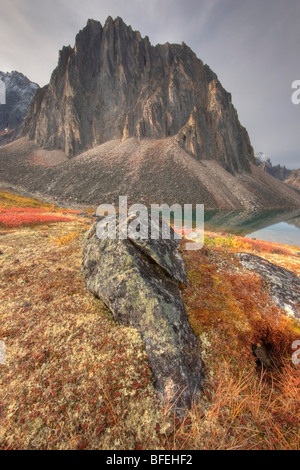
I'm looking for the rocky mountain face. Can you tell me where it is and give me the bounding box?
[264,164,292,181]
[23,17,254,174]
[237,253,300,319]
[0,71,39,145]
[285,169,300,190]
[255,153,300,190]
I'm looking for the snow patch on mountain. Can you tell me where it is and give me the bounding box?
[255,152,272,165]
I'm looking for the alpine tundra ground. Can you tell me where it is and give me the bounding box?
[0,190,299,450]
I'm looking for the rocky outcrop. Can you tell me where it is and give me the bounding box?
[0,72,39,145]
[259,163,300,193]
[285,169,300,191]
[255,153,300,191]
[237,253,300,319]
[82,217,203,409]
[259,162,292,181]
[23,16,254,174]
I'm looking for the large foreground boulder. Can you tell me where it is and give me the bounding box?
[82,219,203,409]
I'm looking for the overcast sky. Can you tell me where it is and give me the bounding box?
[1,0,299,168]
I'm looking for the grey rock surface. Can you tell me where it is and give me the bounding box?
[237,253,300,319]
[285,169,300,191]
[23,16,254,174]
[255,154,300,191]
[0,71,39,144]
[82,218,203,409]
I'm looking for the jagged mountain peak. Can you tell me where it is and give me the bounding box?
[0,70,39,89]
[23,16,255,173]
[0,71,39,145]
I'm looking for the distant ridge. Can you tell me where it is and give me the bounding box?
[255,152,300,191]
[0,71,39,145]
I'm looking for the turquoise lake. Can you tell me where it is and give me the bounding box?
[156,208,300,248]
[204,209,300,247]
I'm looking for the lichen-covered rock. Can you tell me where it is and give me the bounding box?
[82,219,203,409]
[237,253,300,319]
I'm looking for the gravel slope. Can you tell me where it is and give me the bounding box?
[1,137,300,210]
